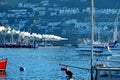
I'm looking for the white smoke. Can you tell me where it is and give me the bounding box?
[0,26,67,41]
[31,33,42,39]
[20,31,31,37]
[42,34,67,41]
[0,26,6,32]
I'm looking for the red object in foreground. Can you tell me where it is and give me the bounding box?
[61,67,68,71]
[0,59,7,71]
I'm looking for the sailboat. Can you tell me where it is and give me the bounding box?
[0,58,7,71]
[75,41,112,56]
[75,24,113,56]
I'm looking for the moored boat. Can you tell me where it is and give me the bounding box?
[0,58,7,71]
[75,45,112,56]
[95,65,120,80]
[75,46,103,53]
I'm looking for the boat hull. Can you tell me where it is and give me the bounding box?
[0,59,7,71]
[75,47,112,56]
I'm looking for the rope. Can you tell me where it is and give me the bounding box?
[59,64,90,70]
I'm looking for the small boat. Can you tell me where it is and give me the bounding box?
[95,65,120,80]
[0,58,7,71]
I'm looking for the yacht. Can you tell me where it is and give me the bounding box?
[75,44,112,56]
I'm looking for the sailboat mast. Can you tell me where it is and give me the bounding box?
[90,0,94,80]
[113,16,118,42]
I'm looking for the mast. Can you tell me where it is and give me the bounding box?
[113,16,118,42]
[90,0,94,80]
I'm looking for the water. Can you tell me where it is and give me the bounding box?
[0,47,120,80]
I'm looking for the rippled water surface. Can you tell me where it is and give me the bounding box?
[0,47,120,80]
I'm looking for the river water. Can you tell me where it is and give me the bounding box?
[0,47,120,80]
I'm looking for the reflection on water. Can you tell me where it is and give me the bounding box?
[0,71,6,80]
[0,47,119,80]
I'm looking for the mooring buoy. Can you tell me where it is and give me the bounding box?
[19,67,25,72]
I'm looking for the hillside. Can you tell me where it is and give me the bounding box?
[0,0,120,45]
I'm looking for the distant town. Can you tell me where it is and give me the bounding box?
[0,0,120,46]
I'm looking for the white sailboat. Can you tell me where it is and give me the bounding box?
[75,45,112,56]
[75,23,113,56]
